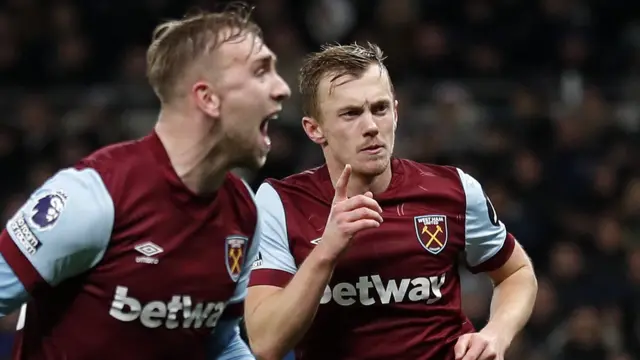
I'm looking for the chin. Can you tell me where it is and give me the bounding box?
[354,157,390,177]
[250,153,269,170]
[232,150,267,171]
[254,154,268,169]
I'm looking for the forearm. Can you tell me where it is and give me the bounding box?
[482,265,537,346]
[247,249,336,359]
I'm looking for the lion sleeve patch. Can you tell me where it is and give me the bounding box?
[4,168,115,287]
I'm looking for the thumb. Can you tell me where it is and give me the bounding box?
[454,334,471,360]
[334,164,352,202]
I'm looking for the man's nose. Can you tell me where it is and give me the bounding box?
[362,112,379,137]
[272,74,291,102]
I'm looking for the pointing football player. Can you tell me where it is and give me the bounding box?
[0,4,290,360]
[245,43,537,360]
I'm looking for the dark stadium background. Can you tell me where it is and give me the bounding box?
[0,0,639,359]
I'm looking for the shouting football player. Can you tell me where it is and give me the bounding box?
[0,4,290,360]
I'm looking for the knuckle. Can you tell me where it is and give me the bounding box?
[361,196,374,205]
[358,195,372,204]
[365,209,378,219]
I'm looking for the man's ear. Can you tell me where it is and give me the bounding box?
[302,116,326,145]
[393,99,399,130]
[193,81,221,118]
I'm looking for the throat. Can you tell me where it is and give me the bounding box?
[177,160,228,195]
[346,168,393,197]
[155,122,231,195]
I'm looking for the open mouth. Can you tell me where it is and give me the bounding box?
[260,112,279,136]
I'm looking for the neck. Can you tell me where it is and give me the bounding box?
[154,106,229,195]
[327,160,393,197]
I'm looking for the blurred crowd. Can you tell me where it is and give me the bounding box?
[0,0,639,359]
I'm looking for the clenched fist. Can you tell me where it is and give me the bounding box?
[454,332,505,360]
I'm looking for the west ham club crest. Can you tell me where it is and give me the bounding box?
[225,236,248,282]
[414,215,448,255]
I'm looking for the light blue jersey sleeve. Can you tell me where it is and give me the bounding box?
[207,318,253,360]
[207,180,259,359]
[250,183,297,276]
[456,168,508,268]
[0,167,115,316]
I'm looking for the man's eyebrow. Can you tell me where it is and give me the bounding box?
[337,98,391,111]
[336,104,364,113]
[253,53,277,66]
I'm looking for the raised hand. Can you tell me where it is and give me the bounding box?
[316,164,383,261]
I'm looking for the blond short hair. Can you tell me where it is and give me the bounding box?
[298,42,388,119]
[146,3,262,103]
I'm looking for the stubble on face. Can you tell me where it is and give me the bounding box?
[316,64,396,178]
[212,33,280,170]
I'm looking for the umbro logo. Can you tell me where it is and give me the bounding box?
[310,238,321,245]
[134,242,163,265]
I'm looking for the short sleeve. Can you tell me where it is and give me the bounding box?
[0,167,115,292]
[457,168,515,274]
[0,253,29,316]
[248,182,297,288]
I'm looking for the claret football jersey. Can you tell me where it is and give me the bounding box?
[0,132,260,360]
[250,158,516,360]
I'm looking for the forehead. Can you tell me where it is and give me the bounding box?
[317,64,393,111]
[215,31,274,69]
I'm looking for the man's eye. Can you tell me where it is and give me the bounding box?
[373,105,388,114]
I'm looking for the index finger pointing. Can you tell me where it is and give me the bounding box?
[334,164,352,202]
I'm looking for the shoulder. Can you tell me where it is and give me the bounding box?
[397,159,467,200]
[76,138,157,189]
[255,182,285,214]
[75,137,167,206]
[265,167,315,190]
[26,168,114,223]
[278,165,327,186]
[78,138,149,172]
[254,181,287,225]
[398,159,462,183]
[263,165,332,203]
